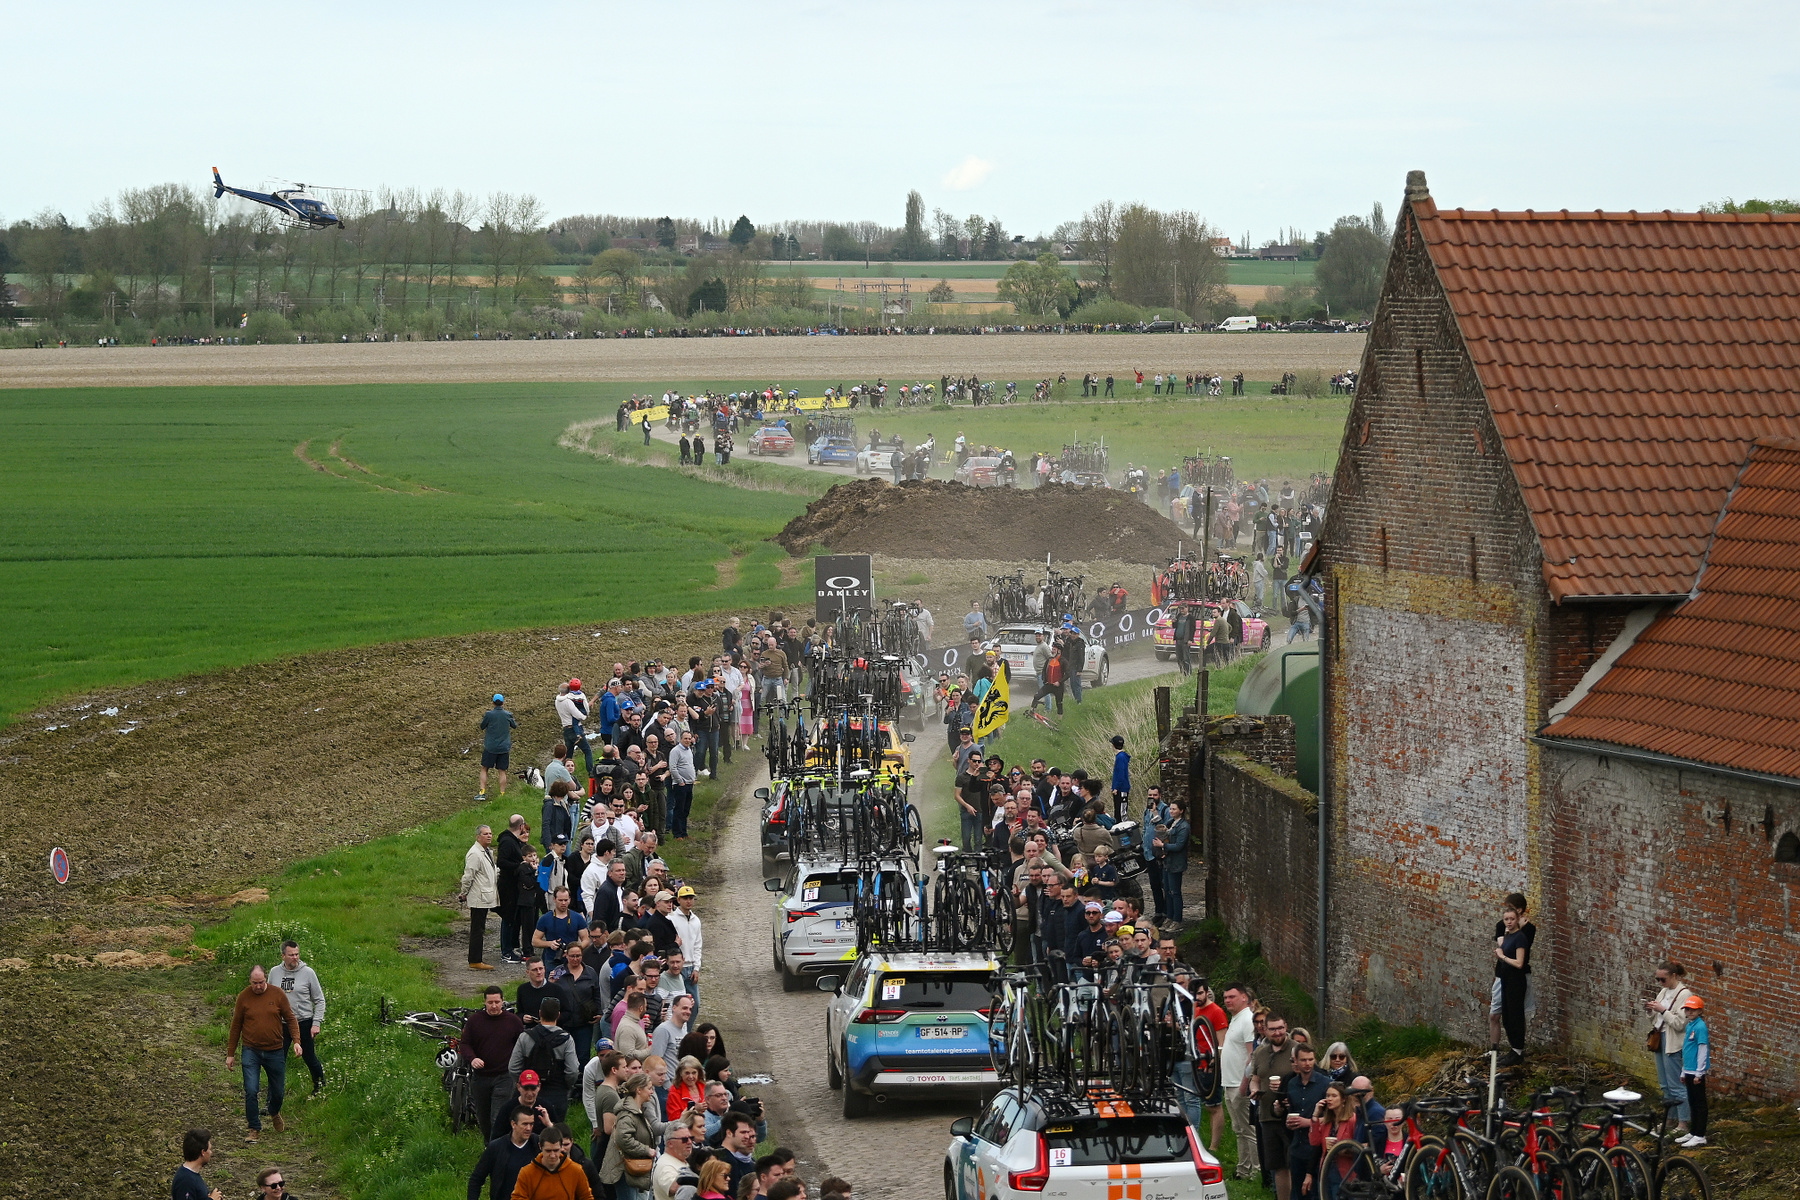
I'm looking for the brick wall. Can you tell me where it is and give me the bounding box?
[1544,748,1800,1097]
[1207,749,1319,988]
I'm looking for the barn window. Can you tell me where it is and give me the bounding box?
[1472,425,1487,456]
[1778,831,1800,864]
[1359,419,1374,446]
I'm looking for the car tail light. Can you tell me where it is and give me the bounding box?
[854,1009,907,1024]
[1187,1128,1224,1184]
[786,911,806,923]
[1009,1134,1050,1192]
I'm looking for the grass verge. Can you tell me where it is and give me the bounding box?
[189,757,754,1200]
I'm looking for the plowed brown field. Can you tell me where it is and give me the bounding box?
[1,331,1364,388]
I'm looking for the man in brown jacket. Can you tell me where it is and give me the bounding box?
[226,965,301,1143]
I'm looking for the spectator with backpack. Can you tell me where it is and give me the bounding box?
[510,997,581,1123]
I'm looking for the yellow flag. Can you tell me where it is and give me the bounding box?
[972,662,1011,739]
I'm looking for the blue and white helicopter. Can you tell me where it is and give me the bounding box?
[211,167,349,229]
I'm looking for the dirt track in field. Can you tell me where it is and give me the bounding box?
[0,332,1365,389]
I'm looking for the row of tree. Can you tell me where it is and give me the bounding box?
[1,179,1431,331]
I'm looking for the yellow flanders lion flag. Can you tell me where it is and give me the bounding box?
[972,663,1011,739]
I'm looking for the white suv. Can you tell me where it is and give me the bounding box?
[992,624,1110,689]
[946,1087,1227,1200]
[765,856,921,992]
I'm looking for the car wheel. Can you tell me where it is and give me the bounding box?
[841,1067,870,1118]
[781,964,802,992]
[1095,657,1109,687]
[1261,629,1271,650]
[772,935,783,973]
[827,1034,843,1089]
[944,1164,958,1200]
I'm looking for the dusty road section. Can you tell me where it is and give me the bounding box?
[0,332,1365,389]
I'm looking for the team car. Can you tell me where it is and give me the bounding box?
[1152,598,1270,660]
[818,950,1001,1117]
[856,447,903,475]
[954,456,1016,488]
[765,856,923,992]
[748,424,795,455]
[992,624,1110,688]
[809,436,860,466]
[945,1087,1227,1200]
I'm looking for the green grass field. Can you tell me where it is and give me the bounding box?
[763,396,1349,483]
[2,381,1342,723]
[0,382,832,721]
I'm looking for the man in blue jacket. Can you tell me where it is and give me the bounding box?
[597,680,624,742]
[1110,735,1131,819]
[1142,782,1169,925]
[1160,801,1192,925]
[468,1107,538,1200]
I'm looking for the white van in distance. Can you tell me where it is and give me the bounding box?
[1216,315,1258,332]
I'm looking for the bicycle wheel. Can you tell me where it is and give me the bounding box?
[1601,1147,1652,1200]
[1654,1157,1711,1200]
[1527,1150,1573,1200]
[449,1073,472,1134]
[1562,1149,1618,1200]
[1485,1165,1539,1200]
[1405,1137,1465,1200]
[1455,1130,1498,1186]
[1321,1141,1380,1194]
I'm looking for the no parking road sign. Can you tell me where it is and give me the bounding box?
[50,846,69,884]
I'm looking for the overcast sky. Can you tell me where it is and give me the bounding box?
[8,1,1796,240]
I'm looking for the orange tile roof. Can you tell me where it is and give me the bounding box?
[1545,438,1800,780]
[1413,201,1800,601]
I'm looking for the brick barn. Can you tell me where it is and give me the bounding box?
[1311,171,1800,1094]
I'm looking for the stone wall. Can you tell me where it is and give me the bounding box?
[1544,747,1800,1098]
[1208,749,1319,989]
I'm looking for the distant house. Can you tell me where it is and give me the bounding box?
[1258,244,1303,261]
[1210,237,1235,257]
[1058,242,1078,259]
[676,235,700,254]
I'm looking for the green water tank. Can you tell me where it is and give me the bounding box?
[1232,645,1320,794]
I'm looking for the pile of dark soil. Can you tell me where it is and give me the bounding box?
[776,479,1186,564]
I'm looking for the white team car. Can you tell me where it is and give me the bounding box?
[946,1086,1227,1200]
[991,624,1110,688]
[765,855,921,992]
[857,447,903,475]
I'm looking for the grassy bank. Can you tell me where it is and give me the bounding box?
[189,761,748,1200]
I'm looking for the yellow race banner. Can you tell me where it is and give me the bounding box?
[973,663,1011,739]
[793,395,854,412]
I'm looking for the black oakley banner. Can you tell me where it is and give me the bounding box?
[814,554,875,620]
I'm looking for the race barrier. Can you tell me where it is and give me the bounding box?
[916,607,1165,674]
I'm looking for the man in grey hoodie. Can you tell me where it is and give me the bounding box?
[269,939,327,1096]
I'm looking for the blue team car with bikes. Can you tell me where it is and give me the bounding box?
[816,950,1001,1118]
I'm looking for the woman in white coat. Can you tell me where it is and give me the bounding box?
[458,824,501,969]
